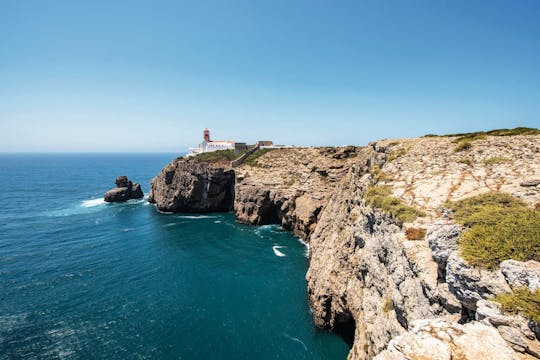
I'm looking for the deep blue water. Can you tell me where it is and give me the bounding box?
[0,154,348,359]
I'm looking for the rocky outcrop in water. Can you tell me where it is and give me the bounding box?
[104,176,144,202]
[148,158,235,212]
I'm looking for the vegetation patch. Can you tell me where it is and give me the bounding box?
[454,141,473,152]
[387,147,407,162]
[243,148,276,167]
[364,185,425,223]
[370,165,389,183]
[382,297,394,313]
[194,149,245,163]
[405,227,427,240]
[457,157,472,166]
[483,157,510,166]
[423,127,539,139]
[452,133,486,144]
[446,192,540,270]
[494,288,540,322]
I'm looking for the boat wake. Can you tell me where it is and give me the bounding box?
[283,333,307,351]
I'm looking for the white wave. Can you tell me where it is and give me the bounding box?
[283,333,307,351]
[163,223,177,227]
[125,198,145,205]
[296,237,311,258]
[156,208,174,215]
[214,220,222,223]
[176,215,217,219]
[122,228,134,232]
[81,198,105,208]
[272,245,286,257]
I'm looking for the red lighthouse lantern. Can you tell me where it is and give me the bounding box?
[203,128,210,142]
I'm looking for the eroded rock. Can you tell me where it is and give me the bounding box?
[104,176,144,203]
[148,159,235,212]
[500,260,540,291]
[374,319,521,360]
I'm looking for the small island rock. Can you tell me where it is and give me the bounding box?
[104,176,144,203]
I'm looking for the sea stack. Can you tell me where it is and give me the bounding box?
[104,176,144,202]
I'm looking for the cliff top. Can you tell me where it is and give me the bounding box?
[376,132,540,218]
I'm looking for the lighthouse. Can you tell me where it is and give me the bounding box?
[187,128,238,156]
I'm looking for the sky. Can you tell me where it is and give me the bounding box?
[0,0,539,152]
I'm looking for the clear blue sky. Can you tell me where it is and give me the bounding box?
[1,0,539,152]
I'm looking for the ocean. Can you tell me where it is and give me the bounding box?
[0,154,349,359]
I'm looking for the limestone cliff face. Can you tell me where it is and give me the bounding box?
[234,147,363,239]
[306,165,463,359]
[149,134,540,359]
[148,158,235,213]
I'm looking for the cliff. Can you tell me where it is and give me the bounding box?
[148,158,235,212]
[149,131,540,359]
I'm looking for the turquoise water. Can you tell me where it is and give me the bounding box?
[0,154,349,359]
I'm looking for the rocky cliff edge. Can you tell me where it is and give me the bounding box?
[149,132,540,359]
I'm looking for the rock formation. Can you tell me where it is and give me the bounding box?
[104,176,144,202]
[148,158,235,212]
[149,132,540,359]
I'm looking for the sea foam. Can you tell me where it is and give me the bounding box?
[272,245,286,257]
[81,198,105,208]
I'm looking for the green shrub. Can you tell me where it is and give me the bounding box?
[447,127,539,139]
[452,133,486,144]
[382,297,394,313]
[424,127,539,139]
[243,148,276,167]
[483,157,510,166]
[494,288,540,322]
[457,157,472,166]
[194,149,245,163]
[447,192,540,270]
[364,185,425,223]
[370,165,388,183]
[387,148,407,162]
[454,141,473,152]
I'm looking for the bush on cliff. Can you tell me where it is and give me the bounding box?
[364,185,425,223]
[494,288,540,323]
[243,148,276,167]
[423,127,540,139]
[194,150,245,163]
[447,192,540,270]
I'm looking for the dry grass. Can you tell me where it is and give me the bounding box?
[382,297,394,313]
[387,147,407,162]
[483,157,510,166]
[454,141,473,152]
[405,227,427,240]
[457,157,472,166]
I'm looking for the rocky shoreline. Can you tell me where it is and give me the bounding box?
[149,133,540,359]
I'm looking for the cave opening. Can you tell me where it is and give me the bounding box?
[334,310,356,348]
[259,201,282,225]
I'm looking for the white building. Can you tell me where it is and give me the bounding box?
[187,129,237,156]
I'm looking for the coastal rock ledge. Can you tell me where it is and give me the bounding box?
[104,176,144,202]
[149,132,540,360]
